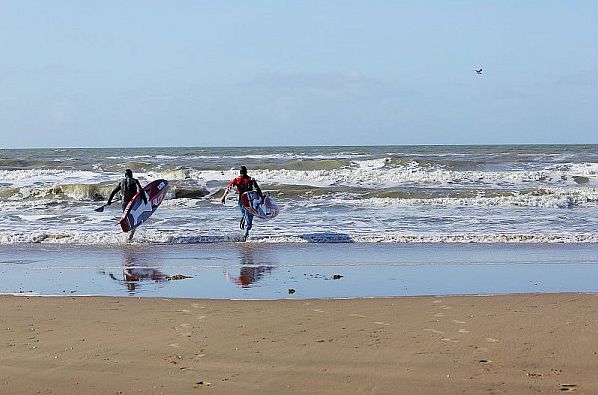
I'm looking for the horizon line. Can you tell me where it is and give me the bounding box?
[2,142,597,150]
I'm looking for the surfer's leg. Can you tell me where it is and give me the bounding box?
[238,200,246,229]
[127,229,136,243]
[244,212,254,238]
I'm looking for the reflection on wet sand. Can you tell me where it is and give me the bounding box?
[108,248,168,293]
[226,247,276,288]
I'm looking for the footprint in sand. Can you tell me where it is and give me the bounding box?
[485,338,500,343]
[312,309,326,313]
[458,329,469,333]
[440,306,452,310]
[432,300,443,304]
[179,323,191,328]
[373,321,390,326]
[423,329,444,335]
[433,313,445,317]
[196,315,207,320]
[177,309,191,314]
[168,343,180,348]
[349,314,366,318]
[440,338,459,343]
[452,320,466,324]
[560,384,577,392]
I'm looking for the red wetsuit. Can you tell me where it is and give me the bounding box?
[225,173,263,239]
[227,176,257,196]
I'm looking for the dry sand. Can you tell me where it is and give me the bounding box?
[1,293,596,394]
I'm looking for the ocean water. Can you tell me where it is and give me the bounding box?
[0,145,596,244]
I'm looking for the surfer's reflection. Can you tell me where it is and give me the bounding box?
[225,248,275,288]
[109,249,167,293]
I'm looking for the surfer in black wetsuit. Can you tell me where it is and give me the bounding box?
[106,169,147,211]
[221,166,263,241]
[105,169,147,242]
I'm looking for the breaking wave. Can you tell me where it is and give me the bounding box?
[0,230,595,245]
[1,145,596,246]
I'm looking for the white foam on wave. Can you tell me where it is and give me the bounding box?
[104,152,369,161]
[256,234,598,244]
[545,162,598,174]
[324,186,598,209]
[246,153,364,160]
[0,169,110,188]
[2,159,596,195]
[177,162,598,190]
[356,157,391,170]
[0,230,595,245]
[105,155,153,160]
[16,214,58,221]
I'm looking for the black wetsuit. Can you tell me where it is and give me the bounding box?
[108,176,146,211]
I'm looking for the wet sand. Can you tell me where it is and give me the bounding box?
[1,293,596,394]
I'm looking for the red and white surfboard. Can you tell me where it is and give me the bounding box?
[240,191,279,220]
[120,179,169,232]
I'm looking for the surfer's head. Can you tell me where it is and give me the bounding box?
[125,169,133,177]
[239,166,248,176]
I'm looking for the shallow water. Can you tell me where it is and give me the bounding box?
[1,243,595,299]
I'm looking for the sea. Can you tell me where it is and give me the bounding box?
[0,144,596,244]
[0,145,596,298]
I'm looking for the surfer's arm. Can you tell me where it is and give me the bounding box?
[253,180,264,200]
[135,179,147,204]
[107,185,121,205]
[221,179,236,204]
[221,186,231,204]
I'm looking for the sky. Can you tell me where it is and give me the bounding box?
[0,0,596,148]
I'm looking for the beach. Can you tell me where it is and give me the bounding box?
[2,0,597,392]
[1,240,596,394]
[2,242,597,395]
[1,145,596,394]
[1,293,596,394]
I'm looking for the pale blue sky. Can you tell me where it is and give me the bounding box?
[1,1,596,148]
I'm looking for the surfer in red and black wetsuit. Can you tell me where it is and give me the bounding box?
[221,166,263,241]
[106,169,147,212]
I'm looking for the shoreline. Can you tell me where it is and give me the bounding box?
[3,289,598,299]
[1,293,596,394]
[2,234,597,244]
